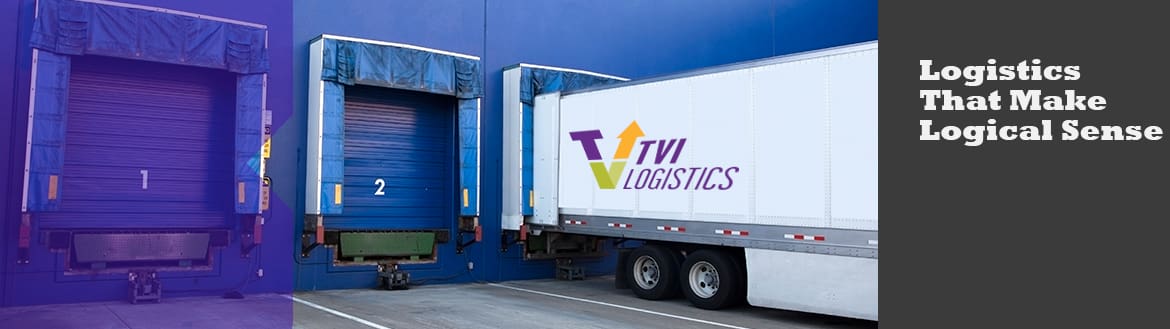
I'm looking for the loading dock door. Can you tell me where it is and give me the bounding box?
[37,56,237,229]
[331,86,456,230]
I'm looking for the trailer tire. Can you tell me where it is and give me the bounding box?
[681,249,744,310]
[627,245,681,300]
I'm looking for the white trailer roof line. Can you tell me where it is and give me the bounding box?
[559,41,877,96]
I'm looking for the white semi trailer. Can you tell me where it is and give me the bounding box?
[502,41,878,321]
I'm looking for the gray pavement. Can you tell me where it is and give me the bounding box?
[0,276,877,329]
[0,293,293,329]
[292,276,876,329]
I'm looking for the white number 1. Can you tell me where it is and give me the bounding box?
[374,178,386,196]
[140,170,149,190]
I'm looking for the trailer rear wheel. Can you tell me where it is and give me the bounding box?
[681,249,744,309]
[627,245,680,299]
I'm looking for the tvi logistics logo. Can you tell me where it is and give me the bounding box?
[569,121,740,191]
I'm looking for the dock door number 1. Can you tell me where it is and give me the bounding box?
[140,170,149,190]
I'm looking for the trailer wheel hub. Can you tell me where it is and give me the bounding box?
[689,261,720,298]
[632,255,661,289]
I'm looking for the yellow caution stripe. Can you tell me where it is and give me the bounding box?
[48,175,58,200]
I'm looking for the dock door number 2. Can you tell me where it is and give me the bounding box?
[374,178,386,196]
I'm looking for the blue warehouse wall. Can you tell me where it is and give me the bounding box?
[0,0,19,303]
[293,0,877,289]
[1,0,877,301]
[773,0,879,54]
[2,0,294,306]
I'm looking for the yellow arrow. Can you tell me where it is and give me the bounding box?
[613,121,644,160]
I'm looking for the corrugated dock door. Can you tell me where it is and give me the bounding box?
[37,56,237,230]
[329,85,455,260]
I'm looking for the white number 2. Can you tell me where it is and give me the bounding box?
[140,170,149,190]
[374,178,386,196]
